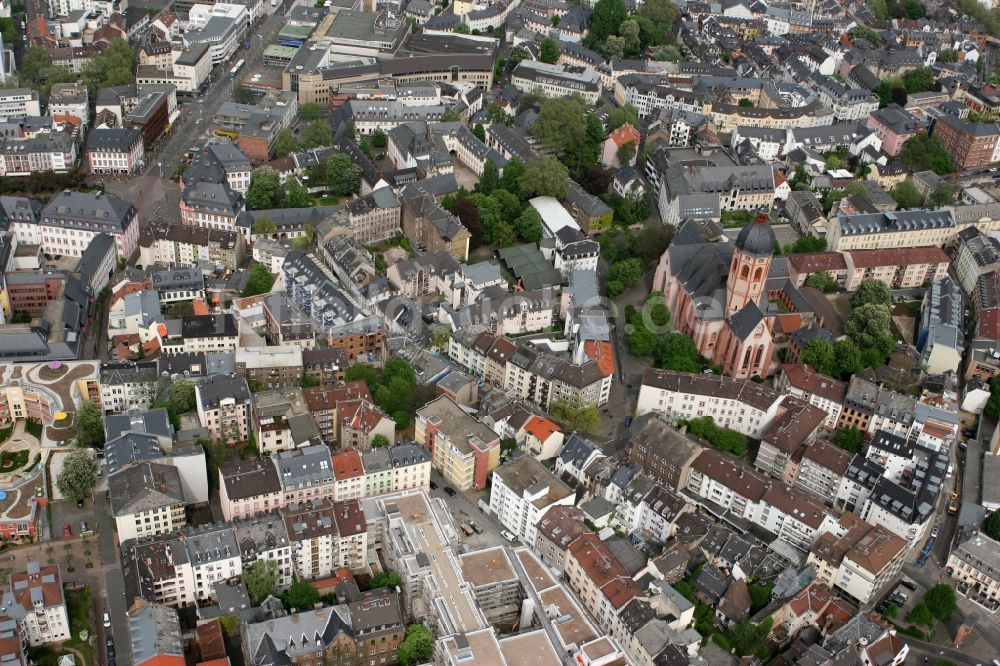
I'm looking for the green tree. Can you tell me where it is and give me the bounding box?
[454,22,471,33]
[785,235,828,254]
[232,84,254,104]
[80,38,135,94]
[983,510,1000,540]
[429,326,451,350]
[273,129,299,158]
[607,258,643,297]
[298,102,325,121]
[282,178,313,208]
[442,108,461,122]
[283,578,320,610]
[200,438,228,489]
[367,571,403,589]
[247,165,282,210]
[607,104,639,132]
[804,271,837,292]
[550,395,600,433]
[490,189,522,223]
[801,339,837,377]
[637,0,677,27]
[19,47,52,86]
[531,95,600,174]
[617,141,637,166]
[655,333,704,372]
[398,624,434,666]
[322,152,363,196]
[293,224,316,249]
[923,584,957,622]
[345,363,380,386]
[906,602,935,627]
[500,155,527,193]
[900,134,954,175]
[168,379,197,415]
[629,324,657,356]
[588,0,628,44]
[749,582,773,614]
[832,426,863,454]
[242,263,276,297]
[849,25,882,45]
[514,207,544,243]
[371,129,388,148]
[834,340,865,377]
[850,279,892,309]
[903,66,939,94]
[244,559,279,604]
[654,45,683,61]
[507,45,531,71]
[937,48,958,63]
[928,184,957,207]
[846,303,891,348]
[76,400,105,448]
[540,37,560,64]
[253,216,277,235]
[57,449,97,502]
[478,159,499,195]
[519,155,570,200]
[729,618,772,658]
[890,180,924,208]
[472,123,486,142]
[302,120,333,148]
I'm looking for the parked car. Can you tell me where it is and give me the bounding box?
[62,525,71,538]
[501,530,517,542]
[103,612,111,628]
[429,481,438,490]
[76,498,84,508]
[931,526,939,538]
[444,487,457,497]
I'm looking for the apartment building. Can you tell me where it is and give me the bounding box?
[809,516,908,605]
[219,458,283,521]
[624,413,703,491]
[932,115,1000,170]
[332,449,365,501]
[534,505,589,572]
[458,547,522,627]
[794,439,854,503]
[235,346,304,391]
[273,445,335,506]
[564,533,642,645]
[232,511,294,590]
[415,396,500,491]
[150,267,204,304]
[281,498,368,579]
[1,562,70,647]
[0,89,41,117]
[39,190,140,260]
[947,530,1000,608]
[774,364,847,430]
[657,163,775,227]
[164,314,239,355]
[137,220,245,271]
[753,396,827,480]
[0,132,77,177]
[109,462,187,542]
[85,128,144,176]
[99,361,159,414]
[303,381,372,445]
[511,61,602,103]
[252,387,319,455]
[489,456,575,546]
[955,225,1000,294]
[325,188,402,246]
[825,210,955,252]
[841,247,950,290]
[195,374,253,444]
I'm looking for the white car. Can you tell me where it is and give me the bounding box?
[103,612,111,628]
[500,530,517,542]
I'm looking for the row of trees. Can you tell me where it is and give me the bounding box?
[21,39,135,98]
[889,180,957,209]
[587,0,676,59]
[271,121,334,158]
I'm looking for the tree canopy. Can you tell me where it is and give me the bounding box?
[550,395,600,433]
[244,560,279,605]
[398,624,434,666]
[282,578,320,610]
[57,449,97,502]
[76,400,105,449]
[242,263,276,297]
[900,134,954,175]
[519,156,570,200]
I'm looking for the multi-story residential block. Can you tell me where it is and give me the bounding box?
[534,505,589,572]
[252,387,320,455]
[137,220,245,271]
[303,380,372,445]
[0,131,77,177]
[195,374,253,444]
[866,104,921,156]
[85,128,144,176]
[127,601,185,666]
[400,185,472,262]
[235,345,304,391]
[840,247,951,290]
[163,314,239,355]
[511,61,602,103]
[387,442,432,494]
[809,516,908,605]
[39,190,140,260]
[74,231,118,296]
[324,188,402,245]
[955,225,1000,294]
[100,361,158,414]
[332,449,365,501]
[0,562,70,647]
[272,445,335,506]
[233,511,294,590]
[260,293,316,349]
[918,276,964,375]
[489,456,575,546]
[184,524,243,602]
[241,588,403,666]
[774,364,847,430]
[624,412,703,491]
[219,458,283,521]
[794,439,854,503]
[947,530,1000,607]
[564,533,642,645]
[150,267,204,304]
[179,179,246,236]
[656,163,775,227]
[825,210,955,252]
[281,498,368,579]
[386,252,461,300]
[458,546,522,627]
[415,395,500,491]
[109,461,187,542]
[932,115,1000,170]
[0,89,41,117]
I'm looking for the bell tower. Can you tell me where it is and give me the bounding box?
[727,210,774,317]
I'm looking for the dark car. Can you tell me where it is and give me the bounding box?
[429,481,438,490]
[76,498,84,508]
[963,428,977,438]
[444,487,457,497]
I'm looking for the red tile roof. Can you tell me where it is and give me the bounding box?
[332,450,364,480]
[523,415,561,442]
[608,123,640,147]
[846,247,949,269]
[584,340,615,377]
[787,252,847,273]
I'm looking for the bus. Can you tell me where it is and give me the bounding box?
[230,58,245,77]
[214,129,239,140]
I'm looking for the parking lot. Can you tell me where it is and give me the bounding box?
[49,496,97,541]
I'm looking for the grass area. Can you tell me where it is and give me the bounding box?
[25,453,41,473]
[0,449,29,471]
[28,587,94,665]
[0,426,11,443]
[315,195,340,205]
[24,420,42,440]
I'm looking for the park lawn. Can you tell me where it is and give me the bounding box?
[315,195,340,206]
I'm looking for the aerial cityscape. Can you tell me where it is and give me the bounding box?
[0,0,999,663]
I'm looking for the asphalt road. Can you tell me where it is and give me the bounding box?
[95,489,131,666]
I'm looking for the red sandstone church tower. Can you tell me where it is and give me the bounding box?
[726,210,774,317]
